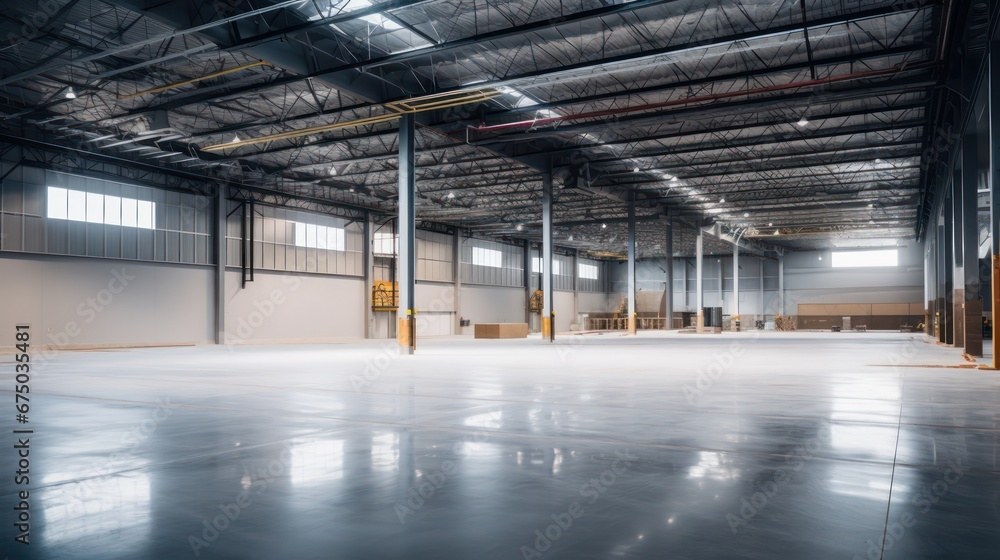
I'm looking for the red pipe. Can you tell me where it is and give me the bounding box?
[470,64,927,134]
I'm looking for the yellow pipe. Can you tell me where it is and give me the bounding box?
[201,87,502,152]
[119,61,270,99]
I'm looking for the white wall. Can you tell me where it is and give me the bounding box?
[608,243,924,317]
[0,253,213,349]
[224,269,364,344]
[459,285,525,333]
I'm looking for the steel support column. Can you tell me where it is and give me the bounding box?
[214,186,226,344]
[696,223,704,333]
[397,114,416,354]
[363,213,373,339]
[962,133,983,356]
[952,171,965,348]
[664,220,674,329]
[524,239,533,330]
[454,231,463,335]
[733,243,740,330]
[778,256,785,317]
[991,39,1000,367]
[542,162,555,342]
[944,188,955,345]
[627,195,637,335]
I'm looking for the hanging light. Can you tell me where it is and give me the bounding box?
[65,86,77,100]
[231,134,241,143]
[633,167,640,173]
[568,234,574,241]
[743,212,750,218]
[796,116,809,127]
[601,223,607,229]
[515,223,524,231]
[670,176,679,183]
[447,191,455,199]
[330,166,338,176]
[720,197,726,203]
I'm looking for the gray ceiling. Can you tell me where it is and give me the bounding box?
[0,0,953,257]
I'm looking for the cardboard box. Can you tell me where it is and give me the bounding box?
[475,323,529,339]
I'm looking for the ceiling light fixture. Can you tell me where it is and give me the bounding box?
[231,134,241,144]
[796,116,809,127]
[568,234,574,241]
[330,166,338,176]
[720,197,726,203]
[633,167,640,173]
[515,223,524,231]
[65,87,77,100]
[601,223,607,229]
[670,176,679,183]
[743,212,750,218]
[447,191,455,199]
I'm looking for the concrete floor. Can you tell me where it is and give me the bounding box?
[3,332,999,559]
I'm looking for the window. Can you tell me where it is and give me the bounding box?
[373,232,398,255]
[293,222,345,251]
[47,186,155,229]
[532,257,561,275]
[578,263,599,280]
[831,249,898,268]
[472,247,502,268]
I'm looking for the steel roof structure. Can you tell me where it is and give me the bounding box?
[0,0,961,257]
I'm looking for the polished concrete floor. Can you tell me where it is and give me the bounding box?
[2,332,999,559]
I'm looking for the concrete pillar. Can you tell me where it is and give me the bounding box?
[397,114,416,354]
[962,134,982,356]
[627,195,637,335]
[214,185,226,344]
[664,221,674,329]
[542,161,554,342]
[696,223,704,333]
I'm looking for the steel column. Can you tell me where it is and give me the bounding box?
[627,194,637,335]
[524,239,533,329]
[454,232,463,335]
[542,162,555,342]
[991,39,1000,367]
[214,186,226,344]
[733,243,740,329]
[944,188,955,345]
[664,220,674,329]
[962,133,982,356]
[363,213,373,339]
[696,223,704,333]
[778,256,785,317]
[397,114,417,354]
